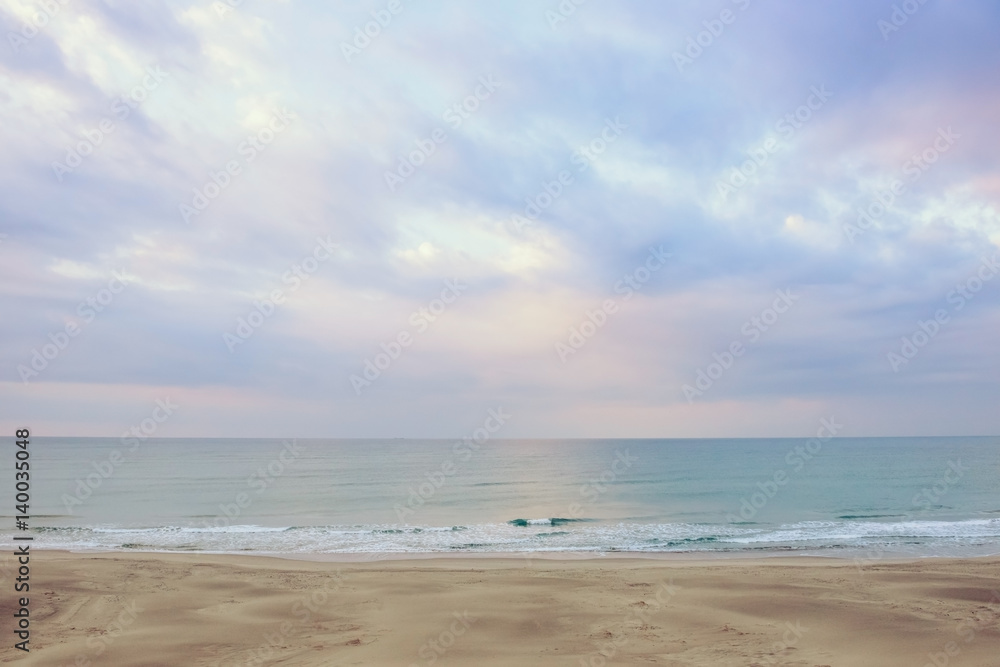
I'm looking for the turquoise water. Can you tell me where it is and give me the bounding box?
[4,436,999,558]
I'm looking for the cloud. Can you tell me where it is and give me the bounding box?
[1,0,998,436]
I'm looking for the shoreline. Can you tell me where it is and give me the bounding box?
[26,546,1000,564]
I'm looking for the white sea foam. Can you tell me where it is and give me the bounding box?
[18,518,1000,557]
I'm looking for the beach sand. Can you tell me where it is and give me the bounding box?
[5,551,1000,666]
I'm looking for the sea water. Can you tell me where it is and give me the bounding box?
[4,436,999,558]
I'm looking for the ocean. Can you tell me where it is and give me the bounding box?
[5,435,1000,559]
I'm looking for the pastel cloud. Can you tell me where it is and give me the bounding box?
[0,0,998,437]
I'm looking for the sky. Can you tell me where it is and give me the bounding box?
[1,0,999,439]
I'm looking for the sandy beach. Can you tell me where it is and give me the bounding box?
[3,551,998,666]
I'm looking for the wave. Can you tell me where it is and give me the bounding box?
[508,517,593,527]
[8,518,1000,557]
